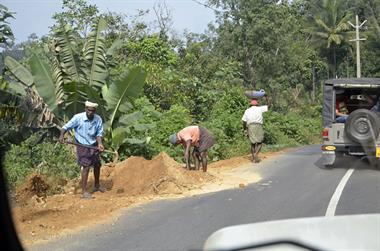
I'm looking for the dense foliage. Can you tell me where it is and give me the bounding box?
[4,134,78,192]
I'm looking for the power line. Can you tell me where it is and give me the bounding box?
[191,0,224,15]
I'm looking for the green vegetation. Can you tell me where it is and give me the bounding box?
[3,0,377,192]
[4,134,78,192]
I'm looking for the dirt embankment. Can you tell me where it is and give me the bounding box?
[12,152,263,247]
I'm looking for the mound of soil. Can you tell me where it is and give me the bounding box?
[111,152,214,196]
[16,174,49,206]
[11,151,267,246]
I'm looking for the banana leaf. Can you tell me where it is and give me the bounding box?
[54,25,82,84]
[7,81,26,95]
[118,111,143,126]
[29,53,60,113]
[63,82,88,118]
[124,138,146,145]
[51,54,65,101]
[83,18,107,90]
[110,127,128,150]
[4,56,33,87]
[103,67,146,128]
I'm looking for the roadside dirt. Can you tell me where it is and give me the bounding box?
[11,151,279,247]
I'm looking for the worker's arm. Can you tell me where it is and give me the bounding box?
[96,136,104,152]
[265,95,271,108]
[96,120,104,151]
[59,129,66,144]
[184,140,192,169]
[59,115,78,143]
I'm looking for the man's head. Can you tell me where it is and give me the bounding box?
[85,101,98,120]
[250,99,258,106]
[169,133,178,145]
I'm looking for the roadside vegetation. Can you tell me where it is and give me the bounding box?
[2,0,379,193]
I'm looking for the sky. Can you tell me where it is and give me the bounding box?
[2,0,216,43]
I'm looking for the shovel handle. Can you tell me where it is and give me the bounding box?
[65,141,112,153]
[64,140,119,162]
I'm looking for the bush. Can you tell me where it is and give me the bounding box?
[145,104,193,161]
[117,97,162,160]
[203,87,249,160]
[264,110,321,145]
[4,134,79,192]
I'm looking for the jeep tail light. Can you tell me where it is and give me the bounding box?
[322,128,329,140]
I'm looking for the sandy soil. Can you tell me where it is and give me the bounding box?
[11,151,281,247]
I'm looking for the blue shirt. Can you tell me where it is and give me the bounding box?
[62,112,104,146]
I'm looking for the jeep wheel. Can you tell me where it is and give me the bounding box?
[345,109,380,143]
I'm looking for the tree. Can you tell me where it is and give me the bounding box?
[208,0,318,110]
[349,0,380,77]
[0,4,14,47]
[52,0,98,38]
[153,0,173,40]
[307,0,353,78]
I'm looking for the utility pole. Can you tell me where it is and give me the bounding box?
[312,65,316,103]
[348,15,367,78]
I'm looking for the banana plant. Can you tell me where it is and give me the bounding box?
[52,18,108,116]
[4,55,60,127]
[5,18,108,117]
[102,67,151,152]
[4,17,152,158]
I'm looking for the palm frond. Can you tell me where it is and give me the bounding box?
[314,18,332,33]
[329,34,343,45]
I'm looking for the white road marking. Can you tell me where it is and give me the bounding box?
[325,168,355,217]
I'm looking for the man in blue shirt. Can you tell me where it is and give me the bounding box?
[59,101,105,199]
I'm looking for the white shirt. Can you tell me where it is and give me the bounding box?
[242,105,268,125]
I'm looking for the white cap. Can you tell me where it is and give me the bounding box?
[85,101,98,108]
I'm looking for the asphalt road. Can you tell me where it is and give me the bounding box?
[29,145,380,251]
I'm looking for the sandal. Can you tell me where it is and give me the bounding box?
[93,187,106,193]
[81,192,93,199]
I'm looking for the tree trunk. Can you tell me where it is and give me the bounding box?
[332,46,337,78]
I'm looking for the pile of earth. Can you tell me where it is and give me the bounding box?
[10,152,263,246]
[105,152,215,196]
[15,174,50,206]
[14,152,215,206]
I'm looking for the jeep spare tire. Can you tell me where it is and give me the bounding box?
[345,109,380,143]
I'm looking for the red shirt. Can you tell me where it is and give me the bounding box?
[177,126,200,147]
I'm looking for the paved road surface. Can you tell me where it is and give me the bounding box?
[29,145,380,251]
